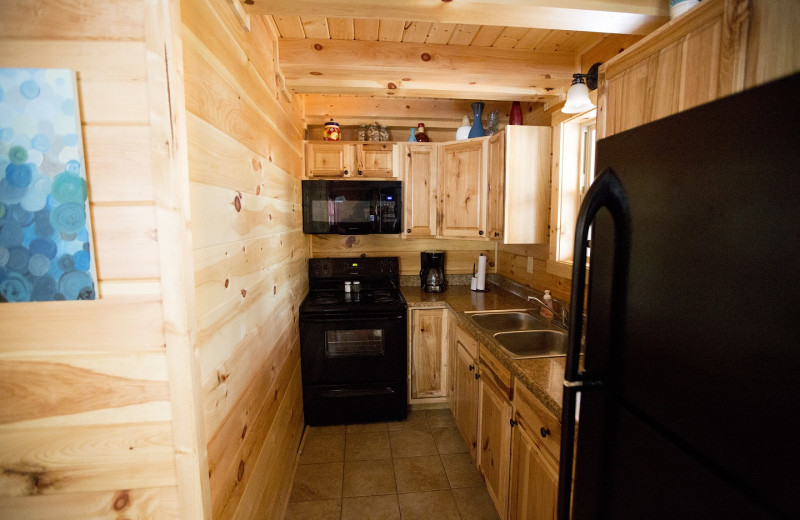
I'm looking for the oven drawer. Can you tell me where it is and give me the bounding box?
[303,381,408,425]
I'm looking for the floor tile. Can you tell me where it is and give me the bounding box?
[441,452,484,488]
[300,433,345,464]
[389,429,437,458]
[341,494,401,520]
[284,498,341,520]
[346,421,388,433]
[397,489,461,520]
[433,426,469,455]
[387,409,430,431]
[452,486,501,520]
[425,408,457,429]
[345,431,392,461]
[342,459,396,497]
[289,462,343,502]
[393,455,449,493]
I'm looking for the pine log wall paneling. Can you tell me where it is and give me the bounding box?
[0,0,182,518]
[310,235,495,277]
[181,0,307,518]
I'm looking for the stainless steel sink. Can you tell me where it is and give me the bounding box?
[493,330,568,359]
[468,311,547,332]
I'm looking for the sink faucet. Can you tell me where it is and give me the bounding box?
[528,295,570,329]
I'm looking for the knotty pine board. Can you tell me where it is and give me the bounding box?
[193,228,306,311]
[0,486,180,520]
[181,30,303,176]
[311,234,495,275]
[189,182,302,250]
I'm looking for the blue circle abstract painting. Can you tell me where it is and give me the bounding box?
[0,68,96,302]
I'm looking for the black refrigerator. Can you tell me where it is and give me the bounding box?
[558,72,800,520]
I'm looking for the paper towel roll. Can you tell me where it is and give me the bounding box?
[476,255,487,291]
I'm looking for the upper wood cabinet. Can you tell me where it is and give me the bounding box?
[438,139,488,239]
[305,142,355,177]
[355,142,399,178]
[498,126,552,244]
[486,131,506,240]
[305,142,399,178]
[402,143,438,237]
[598,0,800,139]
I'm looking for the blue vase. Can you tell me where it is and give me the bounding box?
[468,102,485,138]
[408,127,417,142]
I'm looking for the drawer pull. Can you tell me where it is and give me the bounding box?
[468,364,474,372]
[540,427,550,438]
[475,373,481,380]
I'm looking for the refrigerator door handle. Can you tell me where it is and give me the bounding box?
[557,167,631,520]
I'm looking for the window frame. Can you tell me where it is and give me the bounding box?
[547,108,597,279]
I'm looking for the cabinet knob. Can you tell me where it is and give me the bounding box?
[479,230,484,236]
[468,364,474,372]
[407,153,412,158]
[343,170,349,176]
[475,373,481,380]
[510,418,518,427]
[494,232,499,237]
[540,427,550,438]
[407,228,411,233]
[358,170,363,176]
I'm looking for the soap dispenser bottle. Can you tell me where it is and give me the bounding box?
[541,289,554,318]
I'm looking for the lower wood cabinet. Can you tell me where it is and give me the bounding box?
[478,362,513,519]
[509,411,559,520]
[409,307,448,401]
[453,326,479,460]
[509,380,562,520]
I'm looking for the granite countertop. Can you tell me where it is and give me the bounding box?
[402,283,567,419]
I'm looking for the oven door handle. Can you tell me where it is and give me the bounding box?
[320,387,397,398]
[301,314,405,323]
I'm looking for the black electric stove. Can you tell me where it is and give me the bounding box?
[299,257,408,425]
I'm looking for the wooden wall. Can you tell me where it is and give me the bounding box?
[0,0,189,518]
[182,0,308,518]
[310,235,494,276]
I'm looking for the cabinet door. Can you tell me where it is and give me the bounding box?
[356,143,398,178]
[509,413,559,520]
[402,143,438,237]
[439,139,487,239]
[305,142,354,177]
[478,370,512,519]
[486,130,505,240]
[504,125,551,244]
[411,308,446,399]
[454,342,479,460]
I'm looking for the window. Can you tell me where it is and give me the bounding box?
[547,109,597,278]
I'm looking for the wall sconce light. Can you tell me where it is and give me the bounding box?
[562,62,601,114]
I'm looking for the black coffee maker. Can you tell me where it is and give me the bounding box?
[420,251,446,292]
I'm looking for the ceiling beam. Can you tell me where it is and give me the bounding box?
[279,38,576,101]
[245,0,668,35]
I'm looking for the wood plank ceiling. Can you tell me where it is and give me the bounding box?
[243,0,668,104]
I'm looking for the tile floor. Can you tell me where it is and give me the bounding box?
[285,408,500,520]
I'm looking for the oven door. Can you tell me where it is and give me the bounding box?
[299,311,407,385]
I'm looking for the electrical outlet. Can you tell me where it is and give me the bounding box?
[526,256,534,273]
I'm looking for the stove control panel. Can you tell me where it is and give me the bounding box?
[308,257,399,280]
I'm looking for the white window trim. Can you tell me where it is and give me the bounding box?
[547,108,597,280]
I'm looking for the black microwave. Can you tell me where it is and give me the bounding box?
[301,180,402,235]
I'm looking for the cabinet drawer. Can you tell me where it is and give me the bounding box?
[479,344,512,400]
[456,325,479,360]
[513,379,561,462]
